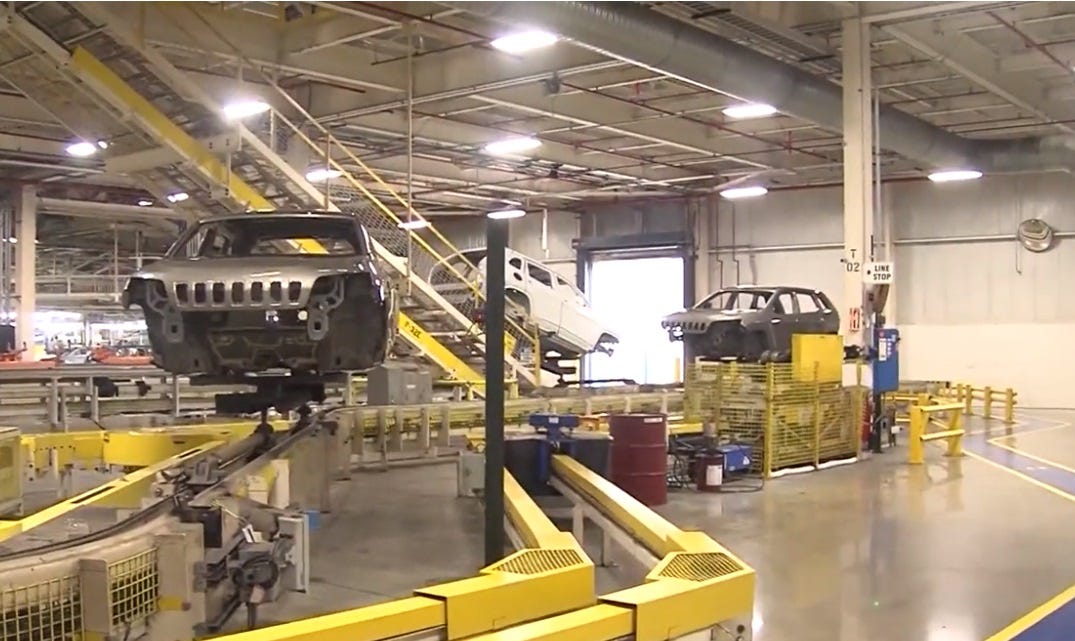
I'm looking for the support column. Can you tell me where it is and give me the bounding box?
[841,17,874,346]
[14,186,36,359]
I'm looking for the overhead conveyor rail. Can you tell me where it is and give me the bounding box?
[0,2,539,389]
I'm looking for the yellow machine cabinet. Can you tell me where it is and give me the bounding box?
[791,334,844,383]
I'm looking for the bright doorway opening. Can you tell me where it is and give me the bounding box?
[587,256,684,384]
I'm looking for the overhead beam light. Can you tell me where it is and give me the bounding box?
[483,136,541,156]
[166,192,189,203]
[65,140,106,157]
[722,103,778,120]
[305,167,342,182]
[719,185,768,200]
[928,169,983,183]
[487,208,526,220]
[398,218,430,231]
[222,99,271,120]
[490,29,558,54]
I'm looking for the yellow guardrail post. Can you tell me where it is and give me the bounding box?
[945,407,964,458]
[1004,388,1016,424]
[908,405,925,465]
[963,384,973,415]
[983,385,993,420]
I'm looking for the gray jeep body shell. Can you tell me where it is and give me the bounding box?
[122,212,395,376]
[661,285,839,362]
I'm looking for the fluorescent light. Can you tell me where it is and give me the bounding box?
[491,29,558,54]
[483,136,541,156]
[137,199,154,207]
[65,141,100,157]
[487,208,526,220]
[166,192,189,203]
[722,103,778,120]
[398,218,430,230]
[928,169,982,183]
[719,185,768,200]
[222,99,271,120]
[306,167,342,182]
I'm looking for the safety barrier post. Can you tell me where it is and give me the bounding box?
[908,405,925,465]
[944,408,964,458]
[963,384,973,415]
[1004,388,1016,424]
[983,386,993,420]
[954,383,964,405]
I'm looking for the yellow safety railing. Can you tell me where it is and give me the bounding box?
[942,383,1017,424]
[908,395,965,464]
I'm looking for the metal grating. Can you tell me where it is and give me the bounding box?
[488,549,585,575]
[657,553,743,582]
[108,549,159,628]
[0,576,81,641]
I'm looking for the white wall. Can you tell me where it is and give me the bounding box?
[710,172,1075,407]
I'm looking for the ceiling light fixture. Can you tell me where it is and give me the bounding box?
[722,103,778,120]
[65,141,102,157]
[222,99,271,120]
[490,29,558,54]
[483,136,542,156]
[137,199,154,207]
[927,169,983,183]
[487,208,526,220]
[398,218,431,231]
[719,185,768,200]
[166,192,189,203]
[305,167,342,182]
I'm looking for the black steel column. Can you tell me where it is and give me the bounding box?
[483,217,507,565]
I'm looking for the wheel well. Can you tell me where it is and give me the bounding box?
[506,288,530,310]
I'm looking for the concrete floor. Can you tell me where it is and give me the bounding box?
[658,410,1075,641]
[266,411,1075,641]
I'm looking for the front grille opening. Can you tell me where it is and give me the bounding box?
[269,281,283,302]
[231,282,244,304]
[175,283,190,303]
[193,283,207,304]
[287,281,302,302]
[250,282,264,303]
[211,282,225,304]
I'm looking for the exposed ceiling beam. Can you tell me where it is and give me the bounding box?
[884,21,1075,135]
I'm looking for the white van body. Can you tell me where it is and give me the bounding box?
[430,248,619,359]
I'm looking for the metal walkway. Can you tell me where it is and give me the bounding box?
[0,2,539,389]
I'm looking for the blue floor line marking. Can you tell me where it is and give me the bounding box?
[1013,596,1075,641]
[961,416,1075,639]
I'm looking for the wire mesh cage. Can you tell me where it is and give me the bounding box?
[0,576,82,641]
[107,549,159,629]
[686,362,863,477]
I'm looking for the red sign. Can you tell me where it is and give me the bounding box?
[848,307,862,332]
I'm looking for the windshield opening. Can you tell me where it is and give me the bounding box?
[170,216,366,258]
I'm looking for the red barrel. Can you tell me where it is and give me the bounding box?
[609,413,668,506]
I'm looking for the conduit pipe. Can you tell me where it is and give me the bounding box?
[458,2,1075,173]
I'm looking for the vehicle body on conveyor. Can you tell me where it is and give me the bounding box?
[123,212,397,378]
[662,285,839,362]
[429,248,620,366]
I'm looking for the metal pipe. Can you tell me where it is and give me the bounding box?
[483,217,507,565]
[708,231,1075,254]
[456,2,1075,173]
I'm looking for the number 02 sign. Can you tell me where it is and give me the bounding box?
[848,307,862,332]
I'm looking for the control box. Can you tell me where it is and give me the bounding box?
[872,328,900,393]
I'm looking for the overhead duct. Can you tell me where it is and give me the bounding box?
[459,2,1075,173]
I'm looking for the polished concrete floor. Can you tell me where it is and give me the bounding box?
[257,411,1075,640]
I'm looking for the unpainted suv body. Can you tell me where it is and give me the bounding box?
[661,286,839,362]
[122,212,395,377]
